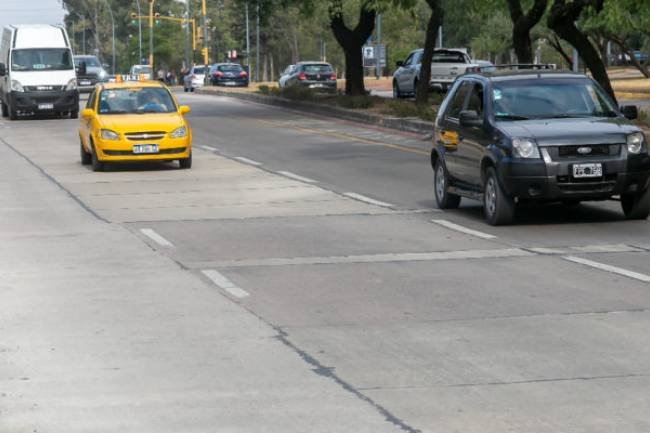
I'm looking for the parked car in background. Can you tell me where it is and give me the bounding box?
[278,64,296,88]
[209,63,248,87]
[74,55,109,93]
[393,48,479,98]
[129,64,153,80]
[283,62,337,92]
[183,65,206,92]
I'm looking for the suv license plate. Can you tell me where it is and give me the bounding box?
[133,144,159,154]
[573,163,602,178]
[38,103,54,110]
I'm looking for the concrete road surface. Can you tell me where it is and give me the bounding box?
[1,91,650,433]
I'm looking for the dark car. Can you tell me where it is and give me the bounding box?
[209,63,249,87]
[431,70,650,225]
[284,62,337,92]
[74,55,109,93]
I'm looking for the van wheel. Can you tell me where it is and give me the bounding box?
[434,159,461,209]
[1,102,8,117]
[179,152,192,169]
[622,189,650,220]
[91,143,104,172]
[484,167,515,225]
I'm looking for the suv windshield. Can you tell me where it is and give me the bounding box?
[492,78,618,120]
[98,87,176,114]
[75,57,100,67]
[12,48,73,71]
[218,65,242,72]
[432,52,467,63]
[302,65,332,73]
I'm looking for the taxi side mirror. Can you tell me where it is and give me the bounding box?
[81,108,94,118]
[179,105,190,115]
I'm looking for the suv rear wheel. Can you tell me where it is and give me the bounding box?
[434,159,461,209]
[393,81,402,99]
[484,167,515,225]
[621,189,650,220]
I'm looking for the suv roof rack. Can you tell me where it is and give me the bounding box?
[466,63,559,74]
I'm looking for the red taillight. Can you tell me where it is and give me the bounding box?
[239,71,248,77]
[214,71,224,77]
[297,72,306,80]
[330,73,337,80]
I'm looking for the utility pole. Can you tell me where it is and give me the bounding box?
[101,0,116,74]
[135,0,142,63]
[375,13,381,79]
[149,0,155,69]
[184,0,190,68]
[256,1,260,82]
[201,0,208,66]
[245,3,250,71]
[437,26,443,49]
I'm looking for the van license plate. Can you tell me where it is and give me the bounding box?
[573,163,602,178]
[133,144,159,154]
[80,80,91,86]
[38,103,54,110]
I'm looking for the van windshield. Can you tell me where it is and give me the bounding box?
[12,48,73,71]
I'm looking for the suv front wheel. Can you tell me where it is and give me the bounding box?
[484,167,515,225]
[621,188,650,220]
[434,159,461,209]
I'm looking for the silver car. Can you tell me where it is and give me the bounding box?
[74,55,109,93]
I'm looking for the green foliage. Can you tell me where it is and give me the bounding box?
[280,85,318,101]
[380,98,437,121]
[335,94,377,109]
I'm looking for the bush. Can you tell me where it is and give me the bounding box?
[380,99,437,122]
[636,109,650,128]
[280,85,317,101]
[257,84,271,95]
[335,94,376,110]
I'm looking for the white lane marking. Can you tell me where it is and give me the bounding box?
[200,145,217,152]
[208,248,533,268]
[343,192,393,208]
[201,270,250,298]
[140,228,174,247]
[563,256,650,283]
[233,156,262,166]
[571,244,644,253]
[529,247,567,254]
[430,219,497,240]
[277,171,318,183]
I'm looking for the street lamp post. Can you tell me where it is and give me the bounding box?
[256,1,260,82]
[135,0,142,63]
[201,0,208,66]
[100,0,116,75]
[149,0,155,69]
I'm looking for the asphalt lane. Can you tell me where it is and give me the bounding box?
[1,91,650,432]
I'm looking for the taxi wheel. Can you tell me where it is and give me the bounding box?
[91,143,104,172]
[80,141,91,165]
[434,159,460,209]
[179,153,192,169]
[484,167,515,226]
[621,188,650,220]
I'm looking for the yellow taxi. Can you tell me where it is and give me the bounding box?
[79,79,192,171]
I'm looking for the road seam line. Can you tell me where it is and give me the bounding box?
[199,145,217,152]
[563,256,650,283]
[343,192,393,208]
[140,228,174,247]
[201,270,250,298]
[233,156,262,166]
[277,170,318,183]
[430,219,497,240]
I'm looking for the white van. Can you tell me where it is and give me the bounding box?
[0,25,79,120]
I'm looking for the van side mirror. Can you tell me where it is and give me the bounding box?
[459,110,483,127]
[620,105,638,120]
[81,108,94,118]
[76,61,87,76]
[396,61,404,68]
[0,63,5,76]
[179,105,190,115]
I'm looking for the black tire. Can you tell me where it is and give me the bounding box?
[190,87,194,92]
[184,87,189,92]
[393,81,402,99]
[9,104,17,120]
[91,142,104,172]
[621,188,650,220]
[562,199,581,207]
[412,78,418,97]
[80,140,91,165]
[1,101,8,117]
[483,167,515,225]
[434,158,461,209]
[179,152,192,169]
[71,110,79,119]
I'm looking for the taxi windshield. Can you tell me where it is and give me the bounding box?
[98,87,176,114]
[492,78,618,120]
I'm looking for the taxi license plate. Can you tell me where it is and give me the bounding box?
[573,163,602,178]
[133,144,159,154]
[38,103,54,110]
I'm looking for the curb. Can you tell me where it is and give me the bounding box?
[195,88,435,135]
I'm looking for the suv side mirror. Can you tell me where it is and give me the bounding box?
[620,105,638,120]
[396,61,404,67]
[459,110,483,127]
[76,61,87,76]
[0,63,5,76]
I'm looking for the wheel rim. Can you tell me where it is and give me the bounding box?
[435,164,445,200]
[485,177,497,217]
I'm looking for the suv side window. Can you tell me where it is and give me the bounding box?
[466,82,484,117]
[403,53,415,66]
[445,81,473,120]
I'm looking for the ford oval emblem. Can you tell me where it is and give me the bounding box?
[577,146,592,155]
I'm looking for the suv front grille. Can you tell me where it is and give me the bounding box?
[556,174,617,193]
[556,144,621,158]
[125,131,166,141]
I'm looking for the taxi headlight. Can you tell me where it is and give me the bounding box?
[512,138,540,159]
[10,80,24,92]
[100,129,119,140]
[170,126,187,138]
[65,78,77,91]
[627,132,646,154]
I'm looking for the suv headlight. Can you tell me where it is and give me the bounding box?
[627,132,646,154]
[512,138,540,159]
[65,78,77,90]
[100,129,119,140]
[170,126,187,138]
[10,80,24,92]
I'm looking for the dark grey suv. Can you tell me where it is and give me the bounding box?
[283,62,337,92]
[431,70,650,225]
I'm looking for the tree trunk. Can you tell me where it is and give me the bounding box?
[507,0,548,64]
[416,0,443,105]
[548,34,573,68]
[548,0,616,103]
[330,2,375,96]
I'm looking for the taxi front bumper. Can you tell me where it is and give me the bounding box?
[95,136,191,162]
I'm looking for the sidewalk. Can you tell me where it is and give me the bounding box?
[0,129,399,432]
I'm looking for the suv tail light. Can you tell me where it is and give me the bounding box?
[329,73,337,80]
[239,71,248,77]
[214,71,224,77]
[297,72,306,80]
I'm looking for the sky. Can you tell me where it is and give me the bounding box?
[0,0,66,29]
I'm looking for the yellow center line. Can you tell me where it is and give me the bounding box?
[254,118,430,156]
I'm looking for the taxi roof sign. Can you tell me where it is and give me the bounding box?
[114,74,149,83]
